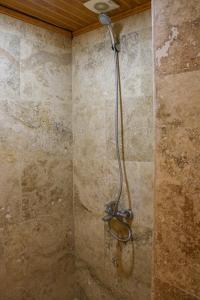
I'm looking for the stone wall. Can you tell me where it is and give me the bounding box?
[72,10,154,300]
[0,14,74,300]
[2,2,198,299]
[153,0,200,299]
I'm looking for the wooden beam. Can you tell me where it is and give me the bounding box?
[73,1,151,37]
[0,5,72,38]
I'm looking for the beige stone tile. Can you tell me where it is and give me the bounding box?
[155,10,200,74]
[101,218,152,300]
[73,98,106,160]
[72,39,112,98]
[29,254,75,300]
[0,14,24,37]
[155,122,200,296]
[126,162,154,228]
[23,22,71,50]
[19,37,72,156]
[154,278,200,300]
[75,260,114,300]
[118,28,153,100]
[2,215,74,295]
[154,0,200,28]
[0,288,37,300]
[0,31,20,100]
[74,185,105,275]
[0,32,72,157]
[119,10,151,34]
[0,253,75,300]
[154,181,200,296]
[73,159,109,215]
[0,147,21,226]
[21,153,73,221]
[156,71,200,128]
[106,96,154,161]
[156,124,200,179]
[0,227,6,292]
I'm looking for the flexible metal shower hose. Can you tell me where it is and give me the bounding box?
[114,50,123,212]
[107,49,133,243]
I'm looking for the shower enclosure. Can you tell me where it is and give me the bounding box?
[0,0,199,299]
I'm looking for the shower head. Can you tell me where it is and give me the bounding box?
[83,1,120,51]
[98,13,118,51]
[98,13,111,26]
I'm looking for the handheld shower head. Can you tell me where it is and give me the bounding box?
[98,13,118,51]
[98,13,111,25]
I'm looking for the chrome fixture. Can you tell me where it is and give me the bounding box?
[98,13,120,51]
[103,201,133,242]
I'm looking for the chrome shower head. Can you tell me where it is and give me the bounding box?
[98,13,118,50]
[98,13,111,25]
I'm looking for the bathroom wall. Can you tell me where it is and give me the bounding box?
[72,10,153,300]
[0,14,74,299]
[153,0,200,299]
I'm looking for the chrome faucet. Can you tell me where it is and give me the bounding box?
[102,201,134,242]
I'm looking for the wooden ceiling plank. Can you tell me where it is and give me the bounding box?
[40,0,94,25]
[0,0,151,36]
[56,0,97,22]
[26,0,85,28]
[117,0,133,9]
[73,0,100,17]
[26,0,86,26]
[1,0,81,30]
[73,1,151,36]
[132,0,143,4]
[0,5,72,37]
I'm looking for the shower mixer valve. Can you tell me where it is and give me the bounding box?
[103,201,133,222]
[102,201,134,242]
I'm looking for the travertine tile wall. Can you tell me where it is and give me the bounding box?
[72,10,154,300]
[153,0,200,299]
[2,2,198,299]
[0,14,74,299]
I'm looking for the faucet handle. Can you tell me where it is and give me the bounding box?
[116,209,134,220]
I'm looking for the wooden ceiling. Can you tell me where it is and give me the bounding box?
[0,0,151,37]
